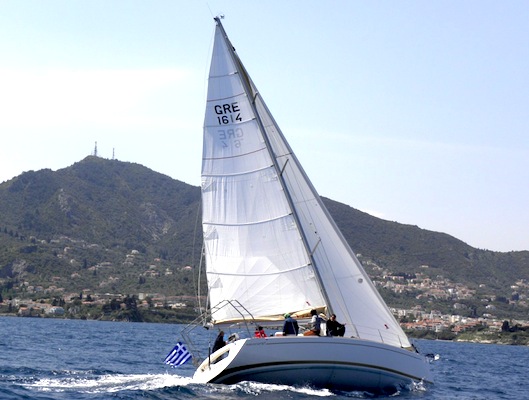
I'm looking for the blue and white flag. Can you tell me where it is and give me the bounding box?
[164,342,192,367]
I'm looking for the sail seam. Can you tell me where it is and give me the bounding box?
[208,263,311,276]
[207,94,244,103]
[276,152,294,160]
[202,146,267,161]
[208,71,238,79]
[202,164,274,178]
[204,212,292,227]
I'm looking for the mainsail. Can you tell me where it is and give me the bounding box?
[202,18,410,349]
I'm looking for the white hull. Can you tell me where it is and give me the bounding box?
[194,336,432,394]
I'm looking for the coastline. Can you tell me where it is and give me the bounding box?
[407,328,529,346]
[2,312,528,346]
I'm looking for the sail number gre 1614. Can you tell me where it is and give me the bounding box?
[215,102,242,125]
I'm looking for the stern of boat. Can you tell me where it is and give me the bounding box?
[193,338,248,384]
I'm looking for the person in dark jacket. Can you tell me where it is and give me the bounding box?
[282,313,299,336]
[212,330,226,353]
[326,314,346,337]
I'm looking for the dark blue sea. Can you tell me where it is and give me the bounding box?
[1,316,528,399]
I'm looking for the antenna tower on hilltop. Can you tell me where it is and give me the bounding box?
[93,141,98,157]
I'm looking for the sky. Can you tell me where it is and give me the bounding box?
[1,1,528,252]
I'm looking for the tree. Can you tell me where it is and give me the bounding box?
[501,320,510,332]
[110,298,121,311]
[124,295,137,310]
[146,296,153,308]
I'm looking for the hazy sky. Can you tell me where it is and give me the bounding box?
[1,1,528,252]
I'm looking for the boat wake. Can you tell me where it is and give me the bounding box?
[18,369,427,398]
[205,380,428,398]
[24,371,192,394]
[22,371,362,398]
[212,381,335,397]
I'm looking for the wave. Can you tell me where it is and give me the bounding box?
[6,366,426,399]
[16,370,368,399]
[207,381,335,397]
[23,372,192,394]
[21,371,335,396]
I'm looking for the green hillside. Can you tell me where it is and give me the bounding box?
[1,156,528,319]
[325,199,529,291]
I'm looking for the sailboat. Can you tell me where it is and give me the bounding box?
[187,17,432,394]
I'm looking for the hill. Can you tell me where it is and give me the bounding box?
[0,157,202,300]
[1,156,528,319]
[325,199,529,290]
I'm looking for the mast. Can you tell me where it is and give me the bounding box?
[213,17,333,315]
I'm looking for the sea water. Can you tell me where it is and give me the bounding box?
[1,316,528,399]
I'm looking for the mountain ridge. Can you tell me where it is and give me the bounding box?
[1,156,528,317]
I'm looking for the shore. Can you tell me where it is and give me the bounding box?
[407,328,529,346]
[2,311,529,346]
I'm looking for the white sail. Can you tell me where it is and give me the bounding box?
[202,24,325,323]
[202,20,410,349]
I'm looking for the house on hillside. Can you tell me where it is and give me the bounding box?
[46,306,65,315]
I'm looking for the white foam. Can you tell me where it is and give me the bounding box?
[214,381,334,397]
[25,372,192,393]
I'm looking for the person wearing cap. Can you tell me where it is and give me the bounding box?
[282,313,299,336]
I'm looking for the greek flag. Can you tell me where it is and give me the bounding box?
[164,342,192,367]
